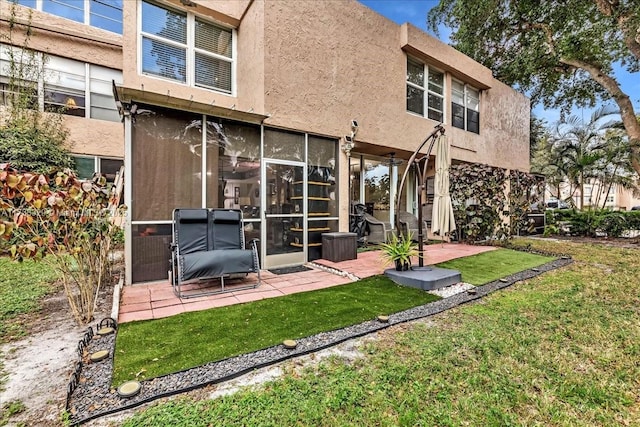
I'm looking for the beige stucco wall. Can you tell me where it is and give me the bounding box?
[260,0,529,168]
[259,0,530,227]
[236,0,265,113]
[63,116,124,158]
[454,79,530,171]
[615,184,640,210]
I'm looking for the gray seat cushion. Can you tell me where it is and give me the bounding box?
[180,249,256,282]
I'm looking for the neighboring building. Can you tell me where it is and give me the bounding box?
[0,0,124,179]
[0,0,531,284]
[547,180,640,211]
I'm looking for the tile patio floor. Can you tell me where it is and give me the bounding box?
[118,243,496,323]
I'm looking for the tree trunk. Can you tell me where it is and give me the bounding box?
[579,174,584,210]
[601,165,618,209]
[560,58,640,177]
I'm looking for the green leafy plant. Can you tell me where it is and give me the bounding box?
[509,170,544,235]
[598,212,628,238]
[543,224,559,237]
[0,4,74,174]
[0,164,125,324]
[567,209,600,237]
[378,232,418,270]
[449,163,508,242]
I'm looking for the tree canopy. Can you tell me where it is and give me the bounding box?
[428,0,640,176]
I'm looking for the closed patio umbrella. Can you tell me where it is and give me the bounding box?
[431,134,456,237]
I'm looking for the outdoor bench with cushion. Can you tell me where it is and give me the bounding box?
[170,208,261,298]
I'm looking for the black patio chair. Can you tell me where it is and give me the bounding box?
[170,208,260,298]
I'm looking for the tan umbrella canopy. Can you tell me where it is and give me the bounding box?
[431,134,456,237]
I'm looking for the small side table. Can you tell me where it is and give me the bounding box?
[322,232,357,262]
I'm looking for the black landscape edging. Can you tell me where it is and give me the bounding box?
[68,256,573,425]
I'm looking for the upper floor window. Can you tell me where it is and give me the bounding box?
[14,0,123,34]
[0,44,123,122]
[406,57,443,122]
[140,0,234,94]
[451,80,480,134]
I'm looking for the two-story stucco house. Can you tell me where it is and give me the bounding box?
[0,0,530,285]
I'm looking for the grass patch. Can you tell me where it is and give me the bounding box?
[436,248,554,285]
[113,276,440,384]
[122,239,640,427]
[1,400,26,426]
[0,257,59,342]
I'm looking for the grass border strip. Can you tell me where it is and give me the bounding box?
[68,256,572,426]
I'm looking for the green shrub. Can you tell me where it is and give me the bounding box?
[598,212,627,237]
[543,224,559,237]
[626,211,640,230]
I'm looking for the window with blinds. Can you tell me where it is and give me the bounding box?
[451,79,480,134]
[140,1,234,94]
[0,44,122,121]
[45,56,87,116]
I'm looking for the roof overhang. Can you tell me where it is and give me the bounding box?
[112,83,268,125]
[400,23,493,90]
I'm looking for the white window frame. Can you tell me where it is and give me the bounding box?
[451,79,480,134]
[138,0,236,96]
[0,44,122,121]
[14,0,123,34]
[406,57,444,123]
[73,155,124,181]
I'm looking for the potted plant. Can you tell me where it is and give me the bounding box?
[378,231,418,271]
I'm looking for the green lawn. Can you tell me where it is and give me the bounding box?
[437,248,554,284]
[121,239,639,426]
[113,248,552,385]
[0,257,59,342]
[113,276,440,384]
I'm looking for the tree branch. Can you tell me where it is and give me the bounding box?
[559,56,640,175]
[593,0,640,60]
[521,22,556,54]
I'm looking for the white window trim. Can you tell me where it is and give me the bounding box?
[18,0,122,34]
[406,57,445,123]
[2,44,122,121]
[138,0,237,96]
[451,78,480,133]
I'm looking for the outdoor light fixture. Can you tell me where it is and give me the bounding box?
[342,119,358,156]
[342,135,355,156]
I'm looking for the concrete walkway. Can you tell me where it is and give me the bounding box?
[118,243,496,323]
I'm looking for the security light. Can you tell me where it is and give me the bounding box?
[344,135,353,143]
[351,120,358,130]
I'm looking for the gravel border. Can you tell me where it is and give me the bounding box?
[68,256,573,425]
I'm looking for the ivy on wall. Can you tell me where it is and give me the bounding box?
[509,170,544,236]
[449,163,542,242]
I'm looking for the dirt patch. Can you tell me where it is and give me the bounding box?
[0,273,118,427]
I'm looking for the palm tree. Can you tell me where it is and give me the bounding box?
[551,106,619,209]
[531,136,568,199]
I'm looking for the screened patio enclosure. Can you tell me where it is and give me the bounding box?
[126,104,338,283]
[349,151,435,238]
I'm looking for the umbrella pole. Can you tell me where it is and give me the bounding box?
[394,124,445,268]
[417,169,424,267]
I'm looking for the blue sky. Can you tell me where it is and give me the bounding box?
[359,0,640,126]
